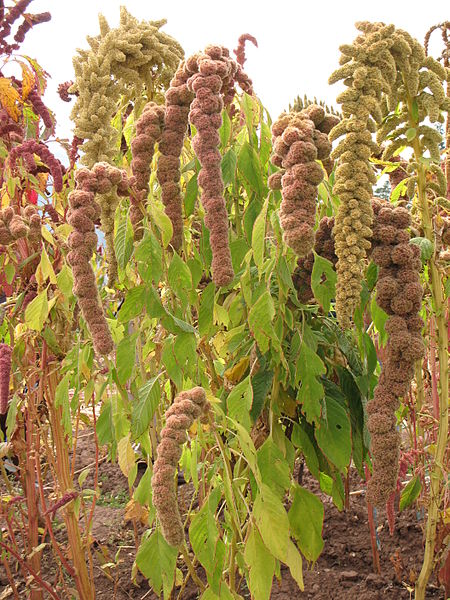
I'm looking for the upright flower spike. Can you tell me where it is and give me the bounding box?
[0,343,12,415]
[151,387,208,546]
[70,8,183,278]
[130,102,165,239]
[70,7,183,168]
[269,105,334,257]
[67,163,132,355]
[366,199,424,508]
[329,21,450,328]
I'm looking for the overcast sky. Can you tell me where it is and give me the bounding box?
[14,0,449,142]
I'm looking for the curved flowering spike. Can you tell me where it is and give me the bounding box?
[57,81,76,103]
[67,163,132,354]
[234,33,258,67]
[151,387,208,546]
[9,139,64,192]
[26,87,53,130]
[156,60,195,249]
[187,47,241,285]
[0,343,12,415]
[130,102,165,238]
[366,199,424,508]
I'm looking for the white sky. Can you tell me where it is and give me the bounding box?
[14,0,449,142]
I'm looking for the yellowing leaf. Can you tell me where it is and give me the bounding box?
[118,434,135,478]
[24,289,49,331]
[0,78,21,122]
[20,62,35,101]
[224,356,250,385]
[36,246,57,285]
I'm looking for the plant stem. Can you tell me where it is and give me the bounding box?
[405,95,449,600]
[181,543,205,592]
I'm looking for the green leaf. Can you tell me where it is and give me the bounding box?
[244,525,275,600]
[198,282,215,336]
[136,232,162,284]
[219,108,231,148]
[315,397,351,473]
[114,215,133,271]
[289,484,324,562]
[116,332,138,384]
[150,201,173,248]
[410,237,434,261]
[253,484,290,561]
[56,264,74,297]
[238,142,265,197]
[257,439,290,498]
[4,262,14,285]
[250,366,273,422]
[252,197,268,271]
[168,252,192,309]
[134,465,153,506]
[131,375,161,438]
[55,373,72,444]
[136,530,178,598]
[118,286,145,322]
[371,295,388,344]
[189,488,225,592]
[25,289,48,331]
[253,485,304,591]
[311,253,336,314]
[248,290,275,354]
[399,475,422,511]
[406,127,416,141]
[227,376,252,431]
[291,423,320,479]
[184,173,198,217]
[96,399,113,445]
[296,342,325,424]
[221,148,237,187]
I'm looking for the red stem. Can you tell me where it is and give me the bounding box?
[365,464,381,574]
[0,541,62,600]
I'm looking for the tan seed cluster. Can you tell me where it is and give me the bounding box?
[130,102,165,239]
[67,162,131,355]
[0,205,41,246]
[151,387,208,546]
[366,199,424,508]
[269,105,336,257]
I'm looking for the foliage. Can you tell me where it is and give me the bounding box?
[0,6,448,600]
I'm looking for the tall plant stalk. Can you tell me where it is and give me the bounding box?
[404,92,450,600]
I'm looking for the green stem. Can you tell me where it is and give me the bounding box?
[181,543,205,593]
[404,93,449,600]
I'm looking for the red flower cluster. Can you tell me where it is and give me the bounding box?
[186,46,253,285]
[67,162,131,355]
[366,199,424,508]
[27,88,53,130]
[269,105,336,256]
[156,59,195,249]
[233,33,258,67]
[57,81,75,103]
[9,139,64,192]
[0,205,40,245]
[130,102,165,238]
[152,387,208,546]
[0,0,50,53]
[0,343,12,415]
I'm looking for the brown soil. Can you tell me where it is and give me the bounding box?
[0,428,445,599]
